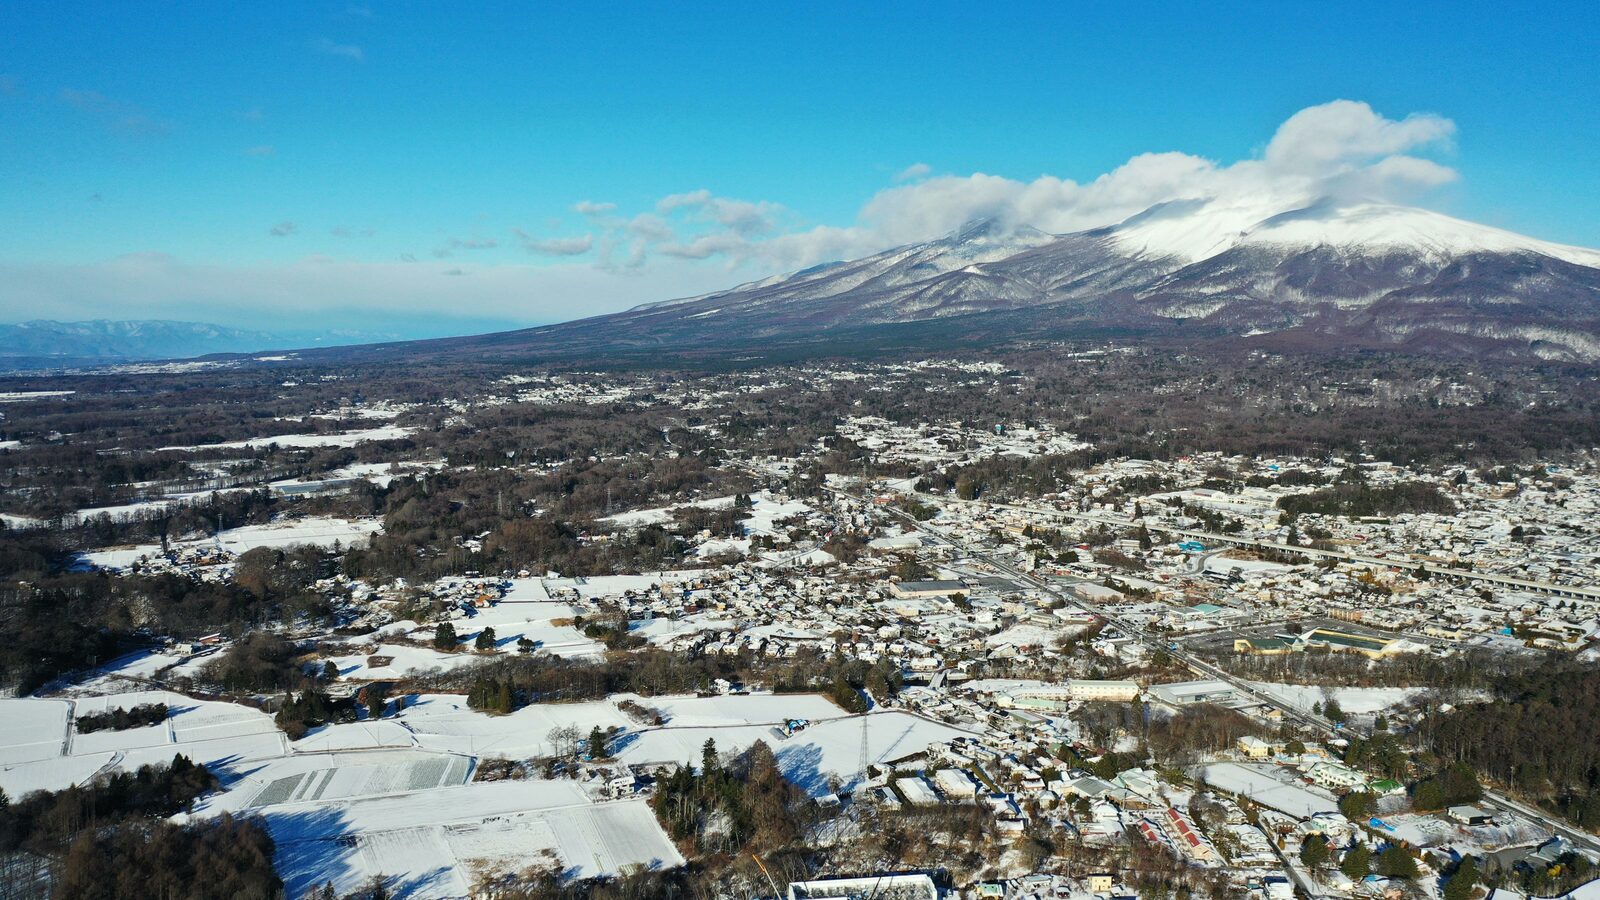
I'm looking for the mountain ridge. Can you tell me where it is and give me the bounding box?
[33,197,1600,370]
[0,319,406,370]
[496,196,1600,363]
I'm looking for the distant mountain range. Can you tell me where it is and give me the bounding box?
[22,196,1600,371]
[0,320,403,370]
[491,198,1600,362]
[303,195,1596,366]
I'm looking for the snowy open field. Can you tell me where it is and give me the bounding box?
[1249,682,1425,716]
[601,493,813,538]
[213,749,475,811]
[328,602,605,679]
[3,681,965,896]
[307,694,637,759]
[1202,555,1300,576]
[0,390,75,403]
[211,784,683,898]
[629,612,739,645]
[292,691,975,797]
[511,572,705,600]
[615,703,978,795]
[158,424,414,451]
[0,690,287,797]
[77,516,384,570]
[67,487,253,524]
[269,460,442,492]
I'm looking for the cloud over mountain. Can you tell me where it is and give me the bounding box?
[3,100,1480,330]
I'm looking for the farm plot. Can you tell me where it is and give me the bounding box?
[232,780,681,899]
[231,750,474,810]
[0,692,288,796]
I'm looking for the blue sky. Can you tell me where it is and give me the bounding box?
[2,1,1596,336]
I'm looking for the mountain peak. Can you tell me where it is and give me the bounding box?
[947,217,1050,245]
[1104,195,1600,269]
[505,194,1600,365]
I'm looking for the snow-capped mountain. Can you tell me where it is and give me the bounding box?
[502,196,1600,361]
[320,196,1600,364]
[1109,197,1600,267]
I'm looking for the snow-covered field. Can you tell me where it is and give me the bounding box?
[1249,682,1424,716]
[67,487,254,524]
[616,704,977,795]
[330,602,605,679]
[0,690,286,797]
[3,679,968,896]
[158,425,414,452]
[628,612,739,646]
[0,390,74,403]
[77,516,384,570]
[221,749,475,810]
[269,460,442,492]
[1202,555,1299,576]
[213,518,385,552]
[214,784,683,898]
[601,493,814,538]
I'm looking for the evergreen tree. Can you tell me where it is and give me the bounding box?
[365,683,387,720]
[1444,856,1479,900]
[1339,791,1377,820]
[1341,843,1371,880]
[1300,834,1331,869]
[1377,845,1418,879]
[475,626,497,652]
[433,621,457,650]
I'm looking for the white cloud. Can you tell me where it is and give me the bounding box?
[656,189,712,213]
[311,37,364,62]
[573,200,617,217]
[894,162,932,182]
[658,232,751,260]
[722,99,1460,268]
[656,189,779,236]
[515,230,594,256]
[626,213,675,242]
[1262,100,1454,174]
[16,100,1470,331]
